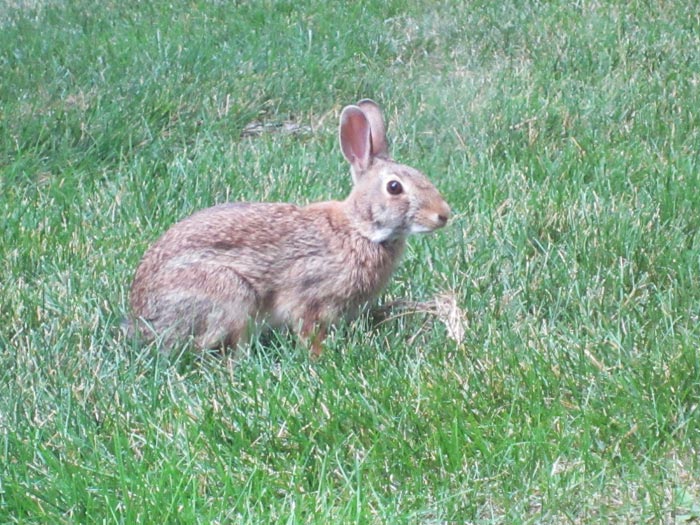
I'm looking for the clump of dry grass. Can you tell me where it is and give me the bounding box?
[374,291,467,344]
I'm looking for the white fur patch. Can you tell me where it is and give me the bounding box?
[367,227,396,243]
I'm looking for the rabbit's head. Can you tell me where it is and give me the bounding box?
[340,100,451,243]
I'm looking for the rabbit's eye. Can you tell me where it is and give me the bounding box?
[387,180,403,195]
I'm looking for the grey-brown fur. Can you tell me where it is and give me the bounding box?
[128,99,450,355]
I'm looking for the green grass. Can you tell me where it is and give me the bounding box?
[2,0,700,523]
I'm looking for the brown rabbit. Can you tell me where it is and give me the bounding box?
[128,99,450,355]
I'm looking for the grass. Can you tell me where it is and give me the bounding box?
[2,0,700,523]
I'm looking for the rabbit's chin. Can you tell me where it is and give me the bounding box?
[410,223,439,234]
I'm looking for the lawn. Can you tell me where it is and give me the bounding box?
[1,0,699,523]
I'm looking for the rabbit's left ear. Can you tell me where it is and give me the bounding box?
[340,105,372,175]
[357,99,389,159]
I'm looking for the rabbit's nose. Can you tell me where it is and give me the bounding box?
[437,203,451,226]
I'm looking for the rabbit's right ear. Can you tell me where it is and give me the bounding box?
[357,99,389,159]
[340,105,372,175]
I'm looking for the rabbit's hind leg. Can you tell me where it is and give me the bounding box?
[144,265,259,352]
[191,270,258,351]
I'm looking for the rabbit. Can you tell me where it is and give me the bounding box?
[128,99,451,356]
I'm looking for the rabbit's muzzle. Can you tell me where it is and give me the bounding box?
[412,199,451,233]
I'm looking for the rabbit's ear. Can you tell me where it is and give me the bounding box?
[357,99,389,159]
[340,105,372,173]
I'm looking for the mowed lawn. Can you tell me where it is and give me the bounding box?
[2,1,699,523]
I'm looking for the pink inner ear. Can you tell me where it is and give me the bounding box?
[340,107,371,171]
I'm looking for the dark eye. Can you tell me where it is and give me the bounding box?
[386,180,403,195]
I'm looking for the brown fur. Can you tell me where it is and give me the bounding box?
[128,100,450,354]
